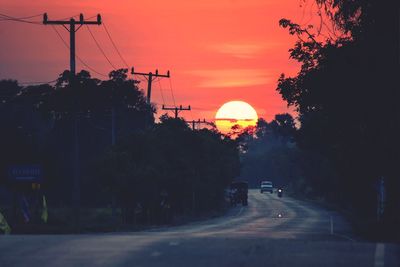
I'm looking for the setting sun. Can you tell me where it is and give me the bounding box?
[215,101,258,135]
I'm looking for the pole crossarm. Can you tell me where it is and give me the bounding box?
[43,13,101,25]
[131,68,170,78]
[131,67,170,104]
[185,119,213,130]
[162,105,191,119]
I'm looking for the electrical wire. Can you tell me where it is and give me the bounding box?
[0,13,42,21]
[102,21,129,68]
[157,78,166,105]
[299,0,308,25]
[188,106,195,124]
[0,13,42,24]
[0,13,41,19]
[86,25,117,70]
[51,25,108,77]
[168,77,176,107]
[135,76,143,84]
[86,15,98,20]
[135,76,147,86]
[55,14,80,21]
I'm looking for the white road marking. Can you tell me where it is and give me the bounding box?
[330,216,333,235]
[374,243,385,267]
[169,241,179,246]
[151,251,162,257]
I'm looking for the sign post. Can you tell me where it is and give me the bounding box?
[377,176,386,221]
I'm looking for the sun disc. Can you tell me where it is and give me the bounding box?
[215,101,258,135]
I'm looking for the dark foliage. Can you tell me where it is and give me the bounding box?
[0,70,240,228]
[0,69,152,206]
[96,116,240,223]
[277,0,399,231]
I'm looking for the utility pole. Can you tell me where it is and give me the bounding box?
[43,13,102,231]
[43,13,102,77]
[162,105,191,119]
[185,119,213,130]
[131,67,170,104]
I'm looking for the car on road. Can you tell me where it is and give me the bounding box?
[260,181,273,193]
[229,181,248,206]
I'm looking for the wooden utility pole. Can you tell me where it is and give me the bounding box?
[43,13,102,231]
[185,119,213,130]
[162,105,191,119]
[131,67,170,104]
[43,13,102,76]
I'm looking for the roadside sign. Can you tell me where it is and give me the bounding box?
[8,165,42,183]
[377,176,386,221]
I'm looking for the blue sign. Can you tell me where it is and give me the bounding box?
[8,165,42,182]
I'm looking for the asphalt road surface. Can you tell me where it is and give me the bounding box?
[0,190,399,267]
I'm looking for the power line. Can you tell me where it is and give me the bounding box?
[86,25,117,70]
[0,13,82,23]
[0,17,41,24]
[135,76,145,84]
[168,77,176,107]
[188,105,195,122]
[0,13,42,20]
[134,75,149,89]
[0,13,42,24]
[52,25,107,77]
[0,13,42,19]
[55,14,80,21]
[85,15,98,20]
[102,21,129,68]
[157,78,166,105]
[51,25,108,77]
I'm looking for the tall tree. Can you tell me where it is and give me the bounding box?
[277,0,399,225]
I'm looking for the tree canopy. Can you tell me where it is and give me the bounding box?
[0,70,241,227]
[277,0,399,226]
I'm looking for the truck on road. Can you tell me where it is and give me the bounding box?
[229,181,248,206]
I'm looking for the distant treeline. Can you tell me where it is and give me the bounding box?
[239,115,339,201]
[0,69,239,229]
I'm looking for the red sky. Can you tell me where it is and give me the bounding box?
[0,0,311,122]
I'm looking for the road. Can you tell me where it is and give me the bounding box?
[0,190,399,267]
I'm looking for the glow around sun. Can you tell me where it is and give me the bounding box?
[215,101,258,135]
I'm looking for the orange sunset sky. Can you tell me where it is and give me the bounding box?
[0,0,312,122]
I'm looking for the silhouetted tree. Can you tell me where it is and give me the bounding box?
[97,115,240,224]
[277,0,399,231]
[0,69,154,208]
